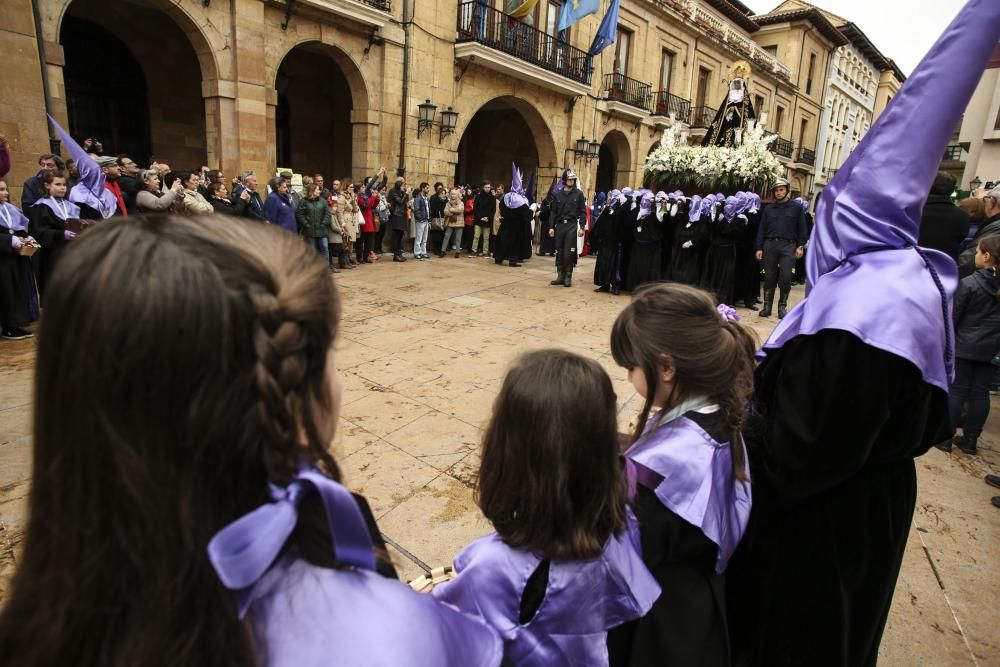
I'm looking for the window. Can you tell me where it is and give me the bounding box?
[696,67,711,109]
[806,53,816,95]
[614,27,632,75]
[754,94,765,115]
[775,105,785,133]
[799,118,809,150]
[763,45,778,57]
[660,49,674,92]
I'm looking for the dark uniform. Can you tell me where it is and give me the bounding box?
[547,186,587,286]
[755,199,807,317]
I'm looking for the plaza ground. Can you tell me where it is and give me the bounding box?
[0,253,997,664]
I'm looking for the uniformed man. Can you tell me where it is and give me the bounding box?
[755,178,807,318]
[546,169,587,287]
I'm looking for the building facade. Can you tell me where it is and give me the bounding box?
[948,44,1000,193]
[2,0,847,203]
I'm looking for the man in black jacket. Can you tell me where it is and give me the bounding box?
[755,178,807,318]
[472,182,495,257]
[958,186,1000,277]
[918,172,970,259]
[386,175,410,262]
[547,169,587,287]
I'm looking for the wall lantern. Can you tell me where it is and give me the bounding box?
[587,140,601,160]
[439,106,459,141]
[417,100,438,138]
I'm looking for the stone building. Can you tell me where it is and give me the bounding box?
[944,44,1000,193]
[2,0,848,203]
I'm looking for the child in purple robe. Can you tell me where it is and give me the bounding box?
[0,180,38,339]
[28,171,78,300]
[433,349,661,667]
[607,283,755,666]
[0,215,502,666]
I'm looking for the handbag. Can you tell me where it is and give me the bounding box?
[431,217,445,231]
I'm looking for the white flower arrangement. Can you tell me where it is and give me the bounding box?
[644,120,783,192]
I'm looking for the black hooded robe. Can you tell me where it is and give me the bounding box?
[625,209,665,292]
[667,215,708,286]
[495,201,532,264]
[699,215,745,305]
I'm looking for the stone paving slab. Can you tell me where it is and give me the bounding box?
[0,252,997,664]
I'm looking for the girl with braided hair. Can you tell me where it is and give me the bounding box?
[0,215,502,666]
[606,283,755,666]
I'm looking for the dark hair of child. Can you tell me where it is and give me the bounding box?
[476,349,627,561]
[978,235,1000,302]
[0,216,349,665]
[610,283,758,481]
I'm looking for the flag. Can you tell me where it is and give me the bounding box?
[588,0,620,55]
[557,0,600,33]
[505,0,539,20]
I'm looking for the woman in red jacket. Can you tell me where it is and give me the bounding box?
[463,191,475,253]
[357,188,381,263]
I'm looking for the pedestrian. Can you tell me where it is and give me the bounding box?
[264,177,297,234]
[699,195,747,305]
[624,191,665,292]
[412,182,431,260]
[919,172,970,259]
[667,195,706,286]
[27,172,78,300]
[734,193,762,310]
[495,164,532,268]
[958,185,1000,276]
[607,284,754,666]
[472,182,494,257]
[755,178,807,318]
[726,3,993,662]
[591,189,623,293]
[429,182,447,256]
[0,180,39,340]
[374,184,390,256]
[326,193,344,272]
[0,215,504,666]
[442,188,465,258]
[207,181,250,217]
[386,176,409,262]
[337,182,360,269]
[135,169,184,214]
[357,180,380,263]
[179,171,213,215]
[231,171,267,221]
[546,169,587,288]
[296,182,332,270]
[940,234,1000,456]
[21,153,62,208]
[116,155,141,213]
[433,349,659,666]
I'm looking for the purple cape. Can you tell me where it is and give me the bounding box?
[0,202,29,232]
[48,115,118,219]
[33,197,81,222]
[624,402,751,573]
[760,0,1000,392]
[433,513,660,667]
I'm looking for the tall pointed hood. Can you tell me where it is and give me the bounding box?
[48,114,118,218]
[505,162,528,208]
[760,0,1000,392]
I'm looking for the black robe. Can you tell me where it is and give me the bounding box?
[727,330,951,667]
[0,226,34,329]
[591,205,624,287]
[608,410,732,667]
[699,215,745,305]
[625,209,665,292]
[537,200,556,255]
[702,93,757,147]
[495,201,532,263]
[668,216,708,286]
[734,210,761,305]
[28,203,71,299]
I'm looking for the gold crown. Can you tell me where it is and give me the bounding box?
[729,60,752,81]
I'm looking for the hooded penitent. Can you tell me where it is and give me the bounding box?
[759,0,1000,392]
[48,115,117,219]
[687,195,703,223]
[723,196,742,223]
[504,162,529,209]
[637,191,654,219]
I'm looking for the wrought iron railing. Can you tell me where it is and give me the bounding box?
[456,2,592,85]
[795,147,816,166]
[689,106,717,128]
[604,73,652,111]
[359,0,390,10]
[770,137,794,158]
[652,91,691,123]
[942,145,964,161]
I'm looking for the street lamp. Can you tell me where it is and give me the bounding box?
[417,100,437,137]
[439,107,459,141]
[575,136,589,157]
[970,176,983,193]
[587,141,601,160]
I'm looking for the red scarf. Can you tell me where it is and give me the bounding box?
[104,180,127,217]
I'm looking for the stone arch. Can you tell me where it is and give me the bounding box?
[271,40,371,119]
[454,96,558,191]
[595,129,633,192]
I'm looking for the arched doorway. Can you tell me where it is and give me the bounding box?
[595,130,632,193]
[274,43,367,183]
[59,0,209,167]
[455,97,557,195]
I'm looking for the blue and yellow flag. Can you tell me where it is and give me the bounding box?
[557,0,600,32]
[505,0,539,19]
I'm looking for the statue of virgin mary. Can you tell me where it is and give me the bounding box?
[702,61,757,147]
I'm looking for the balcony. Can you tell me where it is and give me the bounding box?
[770,137,794,158]
[297,0,391,30]
[794,147,816,166]
[652,91,691,124]
[603,72,652,119]
[455,2,592,97]
[690,106,717,129]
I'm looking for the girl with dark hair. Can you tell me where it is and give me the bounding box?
[0,216,502,666]
[28,171,79,300]
[607,283,756,666]
[433,349,660,666]
[941,234,1000,455]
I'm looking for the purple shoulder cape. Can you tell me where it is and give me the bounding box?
[0,202,29,232]
[33,197,81,221]
[624,404,751,573]
[433,512,660,667]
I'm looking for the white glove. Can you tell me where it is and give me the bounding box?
[682,240,694,249]
[670,203,678,217]
[10,236,22,250]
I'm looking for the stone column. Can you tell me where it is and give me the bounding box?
[203,79,239,176]
[230,0,270,178]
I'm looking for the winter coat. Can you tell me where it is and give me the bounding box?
[296,197,331,238]
[918,195,970,260]
[430,194,446,220]
[358,193,379,233]
[445,198,465,228]
[473,192,495,226]
[338,193,358,242]
[182,188,214,215]
[386,185,409,232]
[953,268,1000,362]
[958,213,1000,277]
[209,195,250,217]
[264,192,297,233]
[464,198,475,226]
[136,188,181,213]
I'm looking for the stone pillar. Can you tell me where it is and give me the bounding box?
[203,79,239,176]
[230,0,270,178]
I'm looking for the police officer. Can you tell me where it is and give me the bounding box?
[546,169,587,287]
[754,178,807,318]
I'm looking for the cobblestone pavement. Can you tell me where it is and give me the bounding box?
[1,253,997,664]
